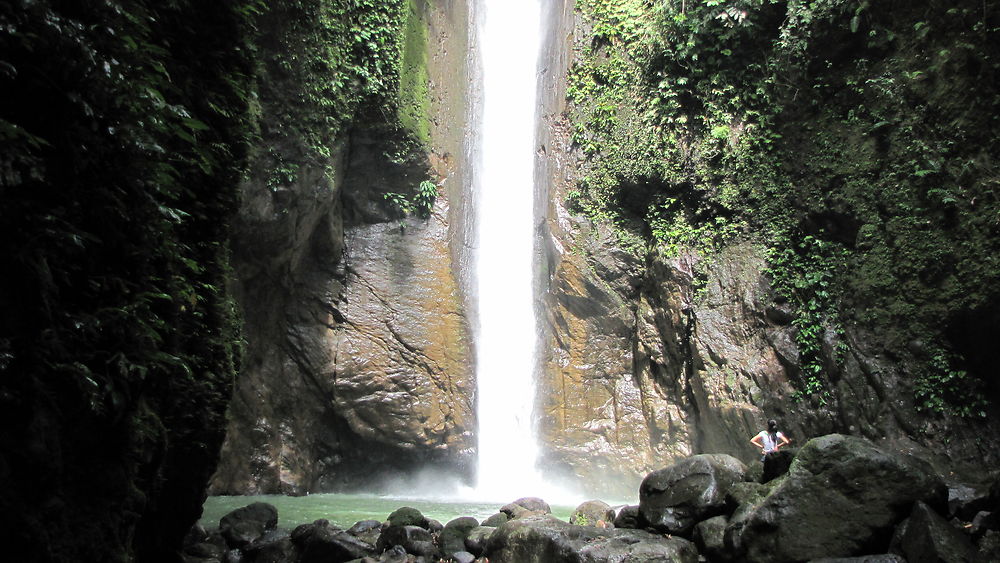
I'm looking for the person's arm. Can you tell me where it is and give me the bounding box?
[775,433,791,450]
[750,433,764,452]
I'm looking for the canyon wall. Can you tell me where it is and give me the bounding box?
[210,0,476,494]
[534,0,1000,499]
[205,0,1000,503]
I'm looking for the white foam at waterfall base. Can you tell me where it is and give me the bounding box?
[471,0,579,506]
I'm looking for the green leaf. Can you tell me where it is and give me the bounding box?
[183,118,210,131]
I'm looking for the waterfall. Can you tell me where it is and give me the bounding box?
[472,0,546,501]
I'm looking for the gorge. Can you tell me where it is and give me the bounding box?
[2,0,1000,561]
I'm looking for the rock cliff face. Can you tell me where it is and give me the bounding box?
[534,1,1000,499]
[211,0,475,494]
[210,0,999,500]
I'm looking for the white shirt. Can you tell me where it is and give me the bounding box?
[757,430,785,453]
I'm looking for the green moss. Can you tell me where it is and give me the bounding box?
[569,0,1000,414]
[397,0,431,145]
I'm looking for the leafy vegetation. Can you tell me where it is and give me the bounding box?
[1,0,257,558]
[252,0,410,187]
[0,0,431,558]
[251,0,434,222]
[569,0,1000,414]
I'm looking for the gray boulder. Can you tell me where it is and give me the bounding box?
[500,497,551,520]
[722,481,774,556]
[347,519,383,546]
[219,503,279,549]
[948,483,993,520]
[890,501,976,563]
[440,516,479,557]
[569,500,615,527]
[485,514,697,563]
[386,507,430,529]
[502,497,550,514]
[449,552,476,563]
[745,460,764,484]
[464,526,496,557]
[612,505,639,529]
[638,454,747,535]
[732,434,947,562]
[242,531,296,563]
[576,531,699,562]
[482,512,509,527]
[291,519,376,563]
[693,515,729,562]
[376,524,437,558]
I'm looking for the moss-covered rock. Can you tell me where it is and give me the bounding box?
[731,434,947,561]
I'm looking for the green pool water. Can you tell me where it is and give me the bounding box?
[200,494,577,530]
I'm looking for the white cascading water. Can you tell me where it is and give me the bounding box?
[473,0,547,501]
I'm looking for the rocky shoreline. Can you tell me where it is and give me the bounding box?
[186,434,1000,562]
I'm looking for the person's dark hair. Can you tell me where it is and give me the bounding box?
[767,419,778,432]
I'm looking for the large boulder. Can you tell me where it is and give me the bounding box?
[947,482,993,520]
[346,519,383,546]
[291,519,376,563]
[693,515,729,562]
[731,434,947,562]
[386,507,431,529]
[484,514,698,563]
[890,501,976,563]
[449,552,476,563]
[638,454,747,535]
[376,524,438,558]
[374,507,438,558]
[440,516,480,557]
[219,503,279,549]
[501,497,551,518]
[721,481,775,557]
[482,512,509,527]
[569,500,615,527]
[242,530,296,563]
[612,505,640,529]
[464,526,496,557]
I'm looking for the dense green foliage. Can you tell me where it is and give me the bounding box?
[570,0,1000,414]
[253,0,413,189]
[0,1,255,559]
[252,0,433,213]
[0,0,426,560]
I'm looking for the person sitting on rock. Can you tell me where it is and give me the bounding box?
[750,419,791,461]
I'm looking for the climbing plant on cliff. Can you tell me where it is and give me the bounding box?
[569,0,999,414]
[251,0,433,212]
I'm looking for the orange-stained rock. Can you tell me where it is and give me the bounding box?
[211,1,475,494]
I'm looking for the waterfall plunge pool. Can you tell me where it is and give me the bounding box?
[200,494,575,530]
